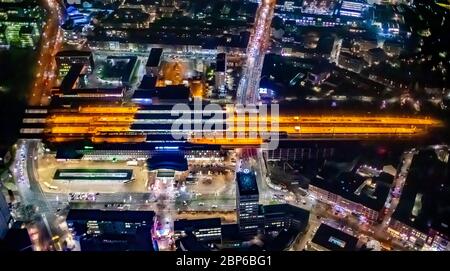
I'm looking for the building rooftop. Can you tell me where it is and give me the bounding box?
[310,148,395,212]
[312,164,393,211]
[138,75,157,89]
[66,209,155,223]
[147,85,190,100]
[123,0,159,5]
[392,148,450,236]
[221,223,243,243]
[216,53,226,72]
[147,151,188,171]
[236,171,259,196]
[174,218,221,232]
[59,63,84,92]
[55,50,92,58]
[176,232,211,251]
[311,223,358,251]
[261,203,310,229]
[146,48,163,68]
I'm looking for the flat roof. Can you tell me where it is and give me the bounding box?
[221,223,242,242]
[56,50,92,58]
[53,169,133,181]
[174,218,222,231]
[261,203,310,223]
[310,150,395,211]
[147,152,188,171]
[236,171,259,196]
[60,63,84,92]
[66,209,155,223]
[392,148,450,236]
[138,75,157,89]
[52,141,220,151]
[311,223,358,251]
[123,0,158,5]
[157,170,175,178]
[146,48,163,67]
[148,85,190,100]
[216,53,226,72]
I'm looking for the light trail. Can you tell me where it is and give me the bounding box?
[28,0,64,106]
[236,0,276,105]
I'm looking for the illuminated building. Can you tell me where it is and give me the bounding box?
[306,62,332,85]
[101,8,151,29]
[388,148,450,251]
[383,39,404,57]
[275,0,303,12]
[0,0,45,48]
[308,223,358,251]
[55,50,95,76]
[66,209,156,251]
[363,47,387,66]
[236,170,263,236]
[174,218,222,243]
[338,0,369,18]
[275,0,369,27]
[121,0,158,15]
[146,48,163,76]
[102,56,139,87]
[215,53,227,96]
[267,141,336,161]
[309,161,395,223]
[338,52,368,73]
[261,204,309,233]
[282,35,342,63]
[19,60,444,150]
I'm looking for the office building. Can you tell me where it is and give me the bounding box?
[146,48,163,76]
[0,0,45,48]
[174,218,222,243]
[309,223,358,251]
[55,50,95,75]
[338,52,368,73]
[388,148,450,251]
[261,203,310,233]
[215,53,227,95]
[66,209,155,251]
[309,162,394,223]
[236,170,262,236]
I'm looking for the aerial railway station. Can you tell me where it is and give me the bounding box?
[21,103,443,147]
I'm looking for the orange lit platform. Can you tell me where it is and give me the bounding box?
[188,137,263,146]
[230,116,443,126]
[43,105,443,145]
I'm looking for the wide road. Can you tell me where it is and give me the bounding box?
[12,140,64,250]
[28,0,64,106]
[236,0,275,105]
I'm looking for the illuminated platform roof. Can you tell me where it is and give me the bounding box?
[21,97,444,146]
[53,169,133,181]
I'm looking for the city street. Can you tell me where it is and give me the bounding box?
[28,0,64,106]
[237,0,275,105]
